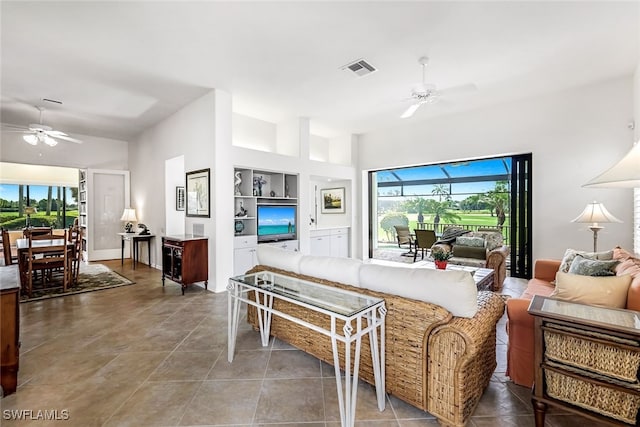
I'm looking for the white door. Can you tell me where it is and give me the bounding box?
[87,169,130,261]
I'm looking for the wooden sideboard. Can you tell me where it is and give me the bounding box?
[161,235,208,295]
[529,295,640,426]
[1,265,20,396]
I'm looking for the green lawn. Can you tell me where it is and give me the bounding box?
[0,210,78,230]
[377,211,509,243]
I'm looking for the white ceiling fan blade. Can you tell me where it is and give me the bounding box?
[50,133,83,144]
[438,83,477,97]
[401,103,422,119]
[1,123,29,131]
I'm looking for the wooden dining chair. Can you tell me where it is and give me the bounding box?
[23,226,53,238]
[26,230,71,298]
[413,229,438,262]
[68,225,83,287]
[1,228,18,266]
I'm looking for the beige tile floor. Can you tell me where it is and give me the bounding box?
[1,259,598,426]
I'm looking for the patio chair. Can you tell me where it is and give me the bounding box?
[413,229,437,262]
[393,225,414,254]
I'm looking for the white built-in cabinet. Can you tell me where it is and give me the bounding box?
[310,227,349,257]
[233,167,299,275]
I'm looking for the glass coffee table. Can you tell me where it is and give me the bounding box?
[228,271,387,427]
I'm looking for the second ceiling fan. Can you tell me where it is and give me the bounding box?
[401,56,476,119]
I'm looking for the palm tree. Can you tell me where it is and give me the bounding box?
[427,199,461,232]
[431,184,450,202]
[485,181,509,227]
[402,197,429,223]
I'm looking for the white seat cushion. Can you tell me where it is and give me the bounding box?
[359,264,478,318]
[256,244,303,274]
[299,256,363,288]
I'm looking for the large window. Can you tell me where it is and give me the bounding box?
[369,154,532,278]
[0,183,78,230]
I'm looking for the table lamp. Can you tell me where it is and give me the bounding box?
[24,206,37,227]
[571,201,622,252]
[120,208,138,233]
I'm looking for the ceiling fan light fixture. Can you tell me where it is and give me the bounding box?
[43,135,58,146]
[23,134,38,145]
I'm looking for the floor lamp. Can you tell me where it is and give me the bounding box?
[571,201,622,252]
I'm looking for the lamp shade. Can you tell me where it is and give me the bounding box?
[571,201,622,225]
[583,142,640,188]
[120,208,138,222]
[24,206,37,215]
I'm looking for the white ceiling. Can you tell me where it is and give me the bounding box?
[1,1,638,141]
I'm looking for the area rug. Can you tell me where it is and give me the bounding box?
[21,263,135,302]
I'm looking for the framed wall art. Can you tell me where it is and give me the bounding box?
[186,168,210,217]
[176,186,185,211]
[320,187,345,214]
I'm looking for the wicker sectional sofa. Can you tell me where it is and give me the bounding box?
[245,246,505,427]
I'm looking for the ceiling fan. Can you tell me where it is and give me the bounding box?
[400,56,476,119]
[2,106,83,146]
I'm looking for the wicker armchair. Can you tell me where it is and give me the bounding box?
[246,264,505,427]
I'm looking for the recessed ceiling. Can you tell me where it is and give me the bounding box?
[1,1,638,140]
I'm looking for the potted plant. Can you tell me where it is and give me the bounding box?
[432,249,452,270]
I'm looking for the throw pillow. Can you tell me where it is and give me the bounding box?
[435,227,470,245]
[567,255,619,277]
[455,236,485,248]
[558,248,614,273]
[470,230,503,251]
[551,272,632,309]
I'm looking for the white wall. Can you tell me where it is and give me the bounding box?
[634,62,640,254]
[359,76,635,261]
[130,91,217,278]
[310,179,353,230]
[0,132,128,170]
[164,155,185,236]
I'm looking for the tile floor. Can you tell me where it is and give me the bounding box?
[1,260,598,426]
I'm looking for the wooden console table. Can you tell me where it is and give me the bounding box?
[529,295,640,426]
[118,233,155,269]
[161,235,208,295]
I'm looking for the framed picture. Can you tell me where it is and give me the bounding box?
[176,186,185,211]
[320,187,345,214]
[186,168,210,217]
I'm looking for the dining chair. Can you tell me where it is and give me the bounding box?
[1,228,18,266]
[23,226,53,238]
[26,229,71,298]
[68,225,83,287]
[413,229,438,262]
[393,225,414,254]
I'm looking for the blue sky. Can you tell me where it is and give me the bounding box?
[258,206,296,225]
[0,184,74,202]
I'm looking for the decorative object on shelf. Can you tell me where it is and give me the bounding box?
[253,175,267,197]
[235,220,245,234]
[138,223,150,235]
[176,186,185,211]
[432,249,452,269]
[285,182,290,198]
[270,190,276,197]
[571,201,622,252]
[120,208,137,233]
[235,202,247,218]
[24,206,37,227]
[234,171,243,196]
[321,187,345,214]
[186,168,210,218]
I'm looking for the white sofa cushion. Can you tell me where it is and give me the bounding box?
[256,244,303,274]
[299,256,363,288]
[359,264,478,318]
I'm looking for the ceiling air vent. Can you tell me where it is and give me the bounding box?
[341,58,377,78]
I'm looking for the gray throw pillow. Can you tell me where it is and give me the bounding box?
[568,255,619,277]
[559,248,614,273]
[455,236,485,248]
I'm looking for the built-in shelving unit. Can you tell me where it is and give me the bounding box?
[233,167,299,275]
[78,169,88,261]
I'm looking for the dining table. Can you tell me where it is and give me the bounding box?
[15,238,73,290]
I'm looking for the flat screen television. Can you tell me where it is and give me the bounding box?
[257,205,297,242]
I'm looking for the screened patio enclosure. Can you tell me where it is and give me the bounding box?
[369,154,532,278]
